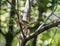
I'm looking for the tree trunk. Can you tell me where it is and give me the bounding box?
[17,38,27,46]
[5,0,16,46]
[5,32,13,46]
[32,35,37,46]
[19,40,26,46]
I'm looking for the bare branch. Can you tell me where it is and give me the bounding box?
[25,20,60,41]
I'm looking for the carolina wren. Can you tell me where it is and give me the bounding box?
[16,20,30,37]
[16,19,30,28]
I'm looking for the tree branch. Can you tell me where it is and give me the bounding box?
[0,29,5,36]
[6,0,22,20]
[25,20,60,41]
[6,0,26,38]
[22,0,33,21]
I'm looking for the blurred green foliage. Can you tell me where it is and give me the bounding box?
[0,0,60,46]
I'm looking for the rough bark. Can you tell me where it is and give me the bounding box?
[5,0,16,46]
